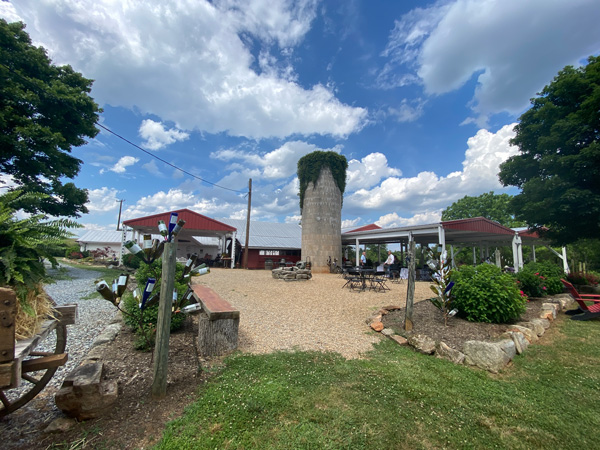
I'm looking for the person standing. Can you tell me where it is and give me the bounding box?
[384,250,395,277]
[360,251,367,267]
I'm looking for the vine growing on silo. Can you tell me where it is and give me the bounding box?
[297,151,348,211]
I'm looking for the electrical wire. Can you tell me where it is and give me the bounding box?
[0,61,248,194]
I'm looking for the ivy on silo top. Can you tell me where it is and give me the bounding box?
[297,151,348,211]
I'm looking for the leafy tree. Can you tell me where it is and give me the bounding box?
[0,20,101,217]
[441,191,525,227]
[499,56,600,245]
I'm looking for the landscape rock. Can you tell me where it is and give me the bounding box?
[531,318,551,331]
[407,334,436,354]
[541,303,558,320]
[55,362,118,420]
[497,339,516,360]
[518,320,545,337]
[463,340,511,373]
[381,328,394,336]
[45,417,77,433]
[91,323,121,348]
[435,341,465,364]
[390,335,408,345]
[511,331,529,354]
[370,321,384,332]
[508,324,538,343]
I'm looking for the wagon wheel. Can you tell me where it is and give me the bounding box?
[0,323,67,418]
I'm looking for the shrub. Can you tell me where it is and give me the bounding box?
[65,245,83,259]
[451,264,526,323]
[122,253,141,270]
[567,271,599,286]
[521,261,564,295]
[121,259,188,349]
[514,271,547,297]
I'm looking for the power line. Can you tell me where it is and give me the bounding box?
[1,61,248,194]
[96,122,246,193]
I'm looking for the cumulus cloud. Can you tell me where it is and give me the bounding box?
[346,153,401,191]
[107,156,139,174]
[85,187,120,212]
[212,141,342,180]
[381,0,600,124]
[139,120,189,150]
[388,98,427,123]
[344,123,519,215]
[8,0,366,139]
[376,211,442,228]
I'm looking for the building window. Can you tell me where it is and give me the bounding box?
[259,250,280,256]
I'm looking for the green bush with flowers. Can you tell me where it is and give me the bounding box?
[516,262,564,296]
[451,264,526,324]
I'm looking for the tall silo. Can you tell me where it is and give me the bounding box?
[298,152,347,273]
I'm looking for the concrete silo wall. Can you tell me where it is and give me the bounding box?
[301,166,342,273]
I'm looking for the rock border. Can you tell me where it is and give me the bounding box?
[367,294,575,373]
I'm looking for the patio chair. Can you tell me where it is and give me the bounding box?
[369,274,390,292]
[560,279,600,321]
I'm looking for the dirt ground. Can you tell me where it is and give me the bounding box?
[382,298,547,352]
[3,317,206,450]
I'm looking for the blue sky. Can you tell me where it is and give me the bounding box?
[2,0,600,235]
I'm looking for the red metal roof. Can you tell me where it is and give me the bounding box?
[441,217,515,235]
[123,209,236,232]
[346,223,382,233]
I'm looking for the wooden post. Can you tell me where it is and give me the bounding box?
[151,241,176,398]
[243,178,252,269]
[404,237,416,331]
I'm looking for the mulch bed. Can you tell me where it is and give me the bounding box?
[382,298,548,352]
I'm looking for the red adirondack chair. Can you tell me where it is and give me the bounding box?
[561,279,600,321]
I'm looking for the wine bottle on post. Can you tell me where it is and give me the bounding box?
[170,219,186,239]
[96,280,115,304]
[125,240,144,259]
[143,234,153,259]
[158,220,169,238]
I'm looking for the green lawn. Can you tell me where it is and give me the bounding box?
[155,318,600,449]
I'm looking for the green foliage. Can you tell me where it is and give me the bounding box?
[64,245,83,259]
[0,189,79,303]
[121,259,188,346]
[297,151,348,211]
[441,191,525,227]
[451,264,526,323]
[520,261,564,295]
[499,56,600,245]
[566,271,599,286]
[0,20,101,217]
[122,253,141,269]
[514,271,547,297]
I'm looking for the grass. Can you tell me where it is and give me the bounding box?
[155,318,600,450]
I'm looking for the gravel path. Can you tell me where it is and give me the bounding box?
[198,268,433,359]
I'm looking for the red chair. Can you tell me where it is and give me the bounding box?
[561,279,600,321]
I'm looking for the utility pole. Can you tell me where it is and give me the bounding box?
[243,179,252,269]
[116,199,125,231]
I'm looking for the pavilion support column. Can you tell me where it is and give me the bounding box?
[472,247,476,265]
[512,233,523,272]
[355,238,360,267]
[532,245,536,262]
[495,248,501,268]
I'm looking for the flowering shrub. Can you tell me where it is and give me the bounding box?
[567,271,600,286]
[517,262,564,296]
[514,271,547,297]
[451,264,526,323]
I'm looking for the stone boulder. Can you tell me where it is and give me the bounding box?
[435,341,465,364]
[407,334,436,355]
[463,340,513,373]
[55,362,118,420]
[271,267,312,281]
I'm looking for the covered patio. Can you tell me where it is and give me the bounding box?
[342,217,568,273]
[121,209,239,267]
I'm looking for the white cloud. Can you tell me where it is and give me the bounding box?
[376,211,442,228]
[346,153,401,191]
[212,141,342,180]
[85,187,120,212]
[8,0,367,139]
[341,218,361,230]
[388,98,426,123]
[381,0,600,124]
[344,123,519,215]
[139,120,189,150]
[285,214,302,224]
[108,156,139,174]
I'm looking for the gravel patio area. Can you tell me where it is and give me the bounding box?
[196,268,433,359]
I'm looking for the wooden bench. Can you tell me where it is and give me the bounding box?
[191,284,239,357]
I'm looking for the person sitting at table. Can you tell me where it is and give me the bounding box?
[383,250,395,277]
